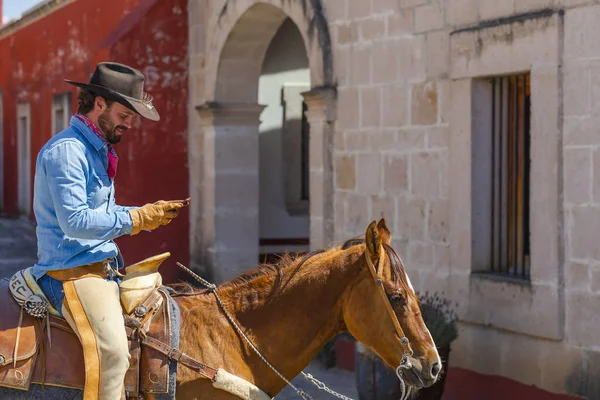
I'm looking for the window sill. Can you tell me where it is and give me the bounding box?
[470,271,531,287]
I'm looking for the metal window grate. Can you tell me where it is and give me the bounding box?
[490,74,531,279]
[300,101,310,201]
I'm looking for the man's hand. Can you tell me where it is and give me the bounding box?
[128,198,191,235]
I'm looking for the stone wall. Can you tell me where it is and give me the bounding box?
[189,0,600,397]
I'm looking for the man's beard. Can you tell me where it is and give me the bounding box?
[98,109,127,144]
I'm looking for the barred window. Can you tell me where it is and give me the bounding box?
[472,73,531,280]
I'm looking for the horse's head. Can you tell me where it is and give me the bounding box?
[343,218,441,389]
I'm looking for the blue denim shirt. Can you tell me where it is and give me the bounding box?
[31,115,136,281]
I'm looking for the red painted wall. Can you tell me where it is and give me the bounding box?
[0,0,140,215]
[0,0,190,282]
[107,0,190,282]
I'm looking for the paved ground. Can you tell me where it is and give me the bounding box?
[0,217,359,399]
[0,216,38,279]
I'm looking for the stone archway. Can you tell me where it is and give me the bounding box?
[188,0,336,282]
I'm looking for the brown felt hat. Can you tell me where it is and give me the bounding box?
[65,62,160,121]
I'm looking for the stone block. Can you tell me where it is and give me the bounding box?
[445,0,479,27]
[372,41,400,84]
[325,0,348,21]
[433,243,450,270]
[360,86,382,127]
[334,47,350,87]
[336,22,358,45]
[514,0,556,13]
[399,36,426,81]
[541,344,584,395]
[371,195,396,221]
[427,126,450,149]
[565,5,600,60]
[344,130,372,152]
[334,130,345,151]
[563,349,599,399]
[397,196,427,240]
[564,116,600,147]
[399,0,429,7]
[335,154,356,190]
[370,129,397,151]
[384,154,409,193]
[409,241,435,269]
[394,128,426,152]
[463,325,504,376]
[570,206,600,260]
[345,193,370,235]
[350,46,372,85]
[337,87,360,130]
[372,0,399,14]
[566,291,600,347]
[411,151,441,197]
[356,153,383,194]
[589,62,600,118]
[426,30,449,78]
[478,0,514,21]
[348,0,372,19]
[563,62,591,117]
[501,335,543,387]
[411,80,438,125]
[565,261,590,292]
[591,265,600,294]
[386,8,413,37]
[428,199,449,243]
[414,2,444,33]
[359,17,385,41]
[564,148,592,205]
[381,84,409,127]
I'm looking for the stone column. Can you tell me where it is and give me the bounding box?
[302,87,337,250]
[195,102,265,283]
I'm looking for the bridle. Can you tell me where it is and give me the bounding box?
[175,245,417,400]
[364,247,414,400]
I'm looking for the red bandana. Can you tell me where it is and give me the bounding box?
[74,114,118,179]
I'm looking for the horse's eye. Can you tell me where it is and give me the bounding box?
[388,293,406,307]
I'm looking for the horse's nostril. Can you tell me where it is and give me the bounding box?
[431,361,441,378]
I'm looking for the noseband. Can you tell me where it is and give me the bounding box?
[364,247,414,375]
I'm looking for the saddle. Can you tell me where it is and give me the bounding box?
[0,252,181,399]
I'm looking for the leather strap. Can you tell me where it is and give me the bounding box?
[136,333,218,381]
[365,248,413,356]
[46,262,109,281]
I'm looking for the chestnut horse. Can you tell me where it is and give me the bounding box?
[0,219,441,399]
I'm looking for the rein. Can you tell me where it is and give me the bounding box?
[173,251,415,400]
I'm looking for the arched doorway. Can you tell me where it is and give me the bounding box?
[258,18,310,264]
[191,1,336,282]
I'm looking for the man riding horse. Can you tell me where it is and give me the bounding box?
[32,62,189,400]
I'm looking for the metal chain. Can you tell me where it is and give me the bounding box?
[176,263,313,399]
[175,262,409,400]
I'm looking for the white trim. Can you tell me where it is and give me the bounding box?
[17,103,31,217]
[51,92,71,136]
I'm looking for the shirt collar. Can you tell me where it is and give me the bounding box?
[69,115,107,152]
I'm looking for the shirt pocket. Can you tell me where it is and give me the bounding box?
[88,172,112,210]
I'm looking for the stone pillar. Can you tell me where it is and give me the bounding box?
[195,102,265,283]
[302,87,337,250]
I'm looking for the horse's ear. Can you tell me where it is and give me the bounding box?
[365,220,382,260]
[377,218,392,245]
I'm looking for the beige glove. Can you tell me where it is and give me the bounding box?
[128,199,189,235]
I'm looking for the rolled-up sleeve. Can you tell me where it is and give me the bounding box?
[43,141,133,240]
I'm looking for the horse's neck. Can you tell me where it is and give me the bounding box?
[202,249,362,394]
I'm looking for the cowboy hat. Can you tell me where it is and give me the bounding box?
[65,62,160,121]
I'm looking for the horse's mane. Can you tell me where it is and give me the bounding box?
[168,237,416,301]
